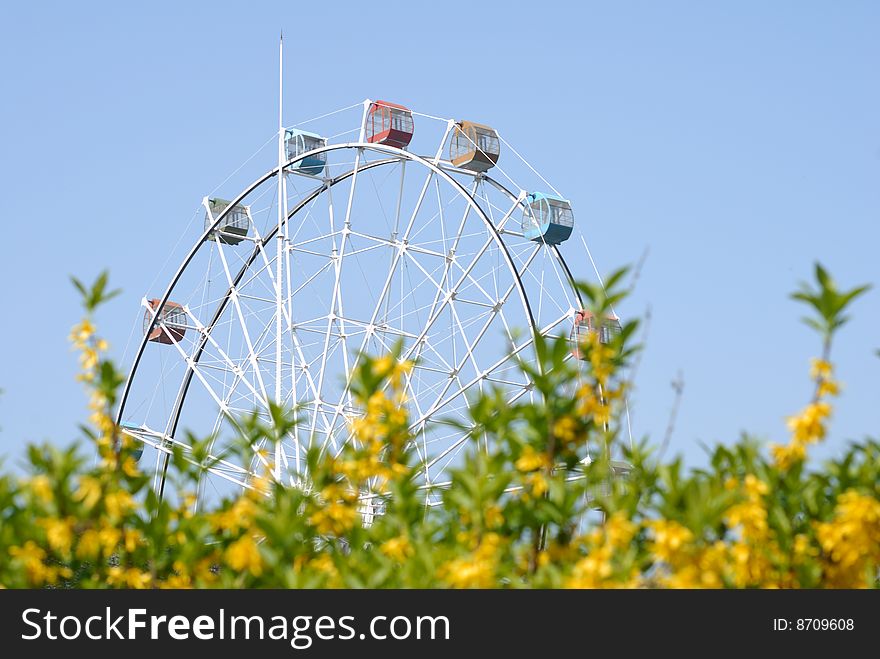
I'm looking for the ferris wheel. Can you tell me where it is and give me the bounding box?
[116,93,622,506]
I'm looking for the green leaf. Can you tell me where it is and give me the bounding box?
[791,262,870,341]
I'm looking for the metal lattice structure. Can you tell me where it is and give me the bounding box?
[116,88,626,507]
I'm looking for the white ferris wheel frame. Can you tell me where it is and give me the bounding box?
[117,130,594,502]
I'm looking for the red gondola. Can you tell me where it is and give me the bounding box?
[570,309,621,359]
[144,299,187,344]
[365,100,414,149]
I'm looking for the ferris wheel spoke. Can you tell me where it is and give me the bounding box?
[451,261,505,307]
[137,431,256,492]
[403,194,525,367]
[399,169,437,242]
[215,243,271,404]
[398,236,492,364]
[423,432,470,472]
[247,216,298,336]
[395,246,541,428]
[446,300,485,386]
[233,246,288,296]
[404,180,478,370]
[180,308,272,409]
[159,324,277,482]
[289,258,335,299]
[346,229,453,263]
[409,310,569,431]
[376,263,448,328]
[305,148,372,448]
[318,250,406,446]
[319,165,475,455]
[516,257,577,330]
[496,244,543,338]
[307,237,353,447]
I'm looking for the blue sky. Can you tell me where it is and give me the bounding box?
[0,1,877,467]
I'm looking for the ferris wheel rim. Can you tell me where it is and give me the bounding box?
[117,141,585,498]
[116,142,545,427]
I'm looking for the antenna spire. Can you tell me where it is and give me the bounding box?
[273,32,285,481]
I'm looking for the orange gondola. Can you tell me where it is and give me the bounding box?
[449,121,500,172]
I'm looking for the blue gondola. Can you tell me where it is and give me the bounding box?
[119,423,145,462]
[285,128,327,176]
[522,192,574,245]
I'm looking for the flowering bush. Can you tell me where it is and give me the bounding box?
[0,265,876,589]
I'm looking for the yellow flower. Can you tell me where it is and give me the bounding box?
[225,535,263,577]
[161,574,192,589]
[484,504,504,529]
[604,512,637,549]
[743,474,769,498]
[809,358,832,381]
[380,536,413,562]
[695,541,729,588]
[438,534,501,588]
[771,442,807,470]
[211,497,256,533]
[28,475,53,503]
[515,445,549,473]
[37,517,75,556]
[592,403,611,427]
[69,319,95,347]
[664,564,702,589]
[124,568,152,589]
[308,483,360,536]
[565,546,614,588]
[648,519,694,563]
[123,528,142,553]
[309,500,359,536]
[370,355,414,388]
[526,472,549,497]
[104,491,134,519]
[729,541,775,588]
[792,533,816,561]
[9,541,49,585]
[552,416,579,444]
[815,489,880,587]
[725,499,769,542]
[372,355,394,378]
[75,476,103,510]
[98,524,122,554]
[576,385,617,427]
[105,566,152,589]
[48,566,74,584]
[80,348,99,371]
[122,457,140,478]
[308,554,341,586]
[817,379,840,398]
[563,516,639,588]
[76,529,101,560]
[786,401,831,445]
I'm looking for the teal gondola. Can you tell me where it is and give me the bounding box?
[522,192,574,245]
[119,423,145,462]
[285,128,327,176]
